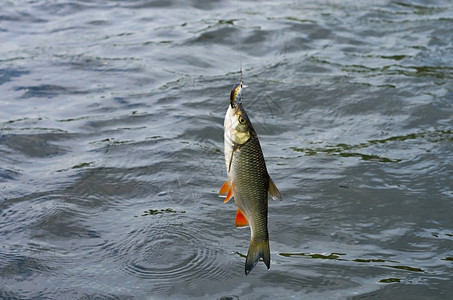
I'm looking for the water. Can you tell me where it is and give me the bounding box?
[1,0,452,299]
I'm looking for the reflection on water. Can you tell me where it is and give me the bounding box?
[1,0,453,299]
[291,129,453,163]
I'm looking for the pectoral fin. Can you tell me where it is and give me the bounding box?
[219,180,234,203]
[268,177,282,201]
[235,208,248,227]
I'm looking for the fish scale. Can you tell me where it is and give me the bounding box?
[232,131,269,233]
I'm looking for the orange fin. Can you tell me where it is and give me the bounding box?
[219,180,231,195]
[219,180,234,203]
[235,208,248,227]
[225,184,234,203]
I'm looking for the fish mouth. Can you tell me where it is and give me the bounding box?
[230,80,244,108]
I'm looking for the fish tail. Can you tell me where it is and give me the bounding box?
[245,237,270,275]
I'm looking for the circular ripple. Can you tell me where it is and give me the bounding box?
[112,221,231,282]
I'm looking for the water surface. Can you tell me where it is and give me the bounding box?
[1,0,452,299]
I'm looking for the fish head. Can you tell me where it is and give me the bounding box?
[225,82,253,146]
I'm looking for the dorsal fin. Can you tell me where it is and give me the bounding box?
[268,177,282,201]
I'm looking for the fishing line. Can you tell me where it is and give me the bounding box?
[236,0,243,82]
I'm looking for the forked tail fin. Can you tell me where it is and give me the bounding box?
[245,238,270,275]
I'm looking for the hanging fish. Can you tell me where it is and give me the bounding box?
[220,80,282,275]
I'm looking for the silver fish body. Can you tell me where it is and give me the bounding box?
[220,81,281,275]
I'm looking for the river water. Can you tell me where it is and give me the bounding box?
[1,0,452,299]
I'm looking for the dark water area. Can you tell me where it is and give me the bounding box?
[1,0,452,299]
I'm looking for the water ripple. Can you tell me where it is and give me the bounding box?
[106,220,229,283]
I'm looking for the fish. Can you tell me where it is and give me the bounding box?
[219,80,282,275]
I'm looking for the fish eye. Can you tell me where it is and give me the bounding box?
[238,116,247,125]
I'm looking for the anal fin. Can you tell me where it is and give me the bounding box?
[235,208,248,227]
